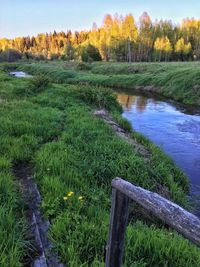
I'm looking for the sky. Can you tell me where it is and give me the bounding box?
[1,0,200,39]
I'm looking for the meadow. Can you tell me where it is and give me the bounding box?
[0,62,200,266]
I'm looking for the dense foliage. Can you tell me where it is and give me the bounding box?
[0,49,22,62]
[1,13,200,62]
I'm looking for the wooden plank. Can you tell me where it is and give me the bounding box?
[112,177,200,247]
[105,188,129,267]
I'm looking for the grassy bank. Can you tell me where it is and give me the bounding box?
[0,64,200,266]
[13,61,200,107]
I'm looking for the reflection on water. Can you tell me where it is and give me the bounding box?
[117,94,155,113]
[117,91,200,216]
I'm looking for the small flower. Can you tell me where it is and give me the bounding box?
[78,196,84,201]
[67,191,74,197]
[63,196,68,201]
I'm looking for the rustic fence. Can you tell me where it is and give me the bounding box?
[105,177,200,267]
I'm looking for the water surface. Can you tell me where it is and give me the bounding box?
[9,71,32,78]
[117,91,200,215]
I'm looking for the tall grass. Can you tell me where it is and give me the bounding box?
[0,71,69,265]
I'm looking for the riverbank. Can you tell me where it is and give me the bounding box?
[0,64,200,266]
[9,61,200,107]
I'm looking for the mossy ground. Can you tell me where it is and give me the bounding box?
[0,63,199,266]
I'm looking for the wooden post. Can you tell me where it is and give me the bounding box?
[112,178,200,247]
[106,178,200,267]
[105,188,129,267]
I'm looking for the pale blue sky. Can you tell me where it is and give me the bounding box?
[1,0,200,38]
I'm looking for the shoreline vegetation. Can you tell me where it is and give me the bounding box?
[14,61,200,107]
[0,62,200,266]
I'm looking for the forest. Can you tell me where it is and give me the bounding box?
[1,12,200,62]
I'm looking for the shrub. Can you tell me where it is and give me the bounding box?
[76,86,121,110]
[0,63,19,72]
[81,45,102,62]
[76,62,92,71]
[0,49,22,62]
[30,75,50,93]
[50,53,59,60]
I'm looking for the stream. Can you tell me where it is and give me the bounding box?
[117,90,200,216]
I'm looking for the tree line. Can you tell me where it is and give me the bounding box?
[1,12,200,62]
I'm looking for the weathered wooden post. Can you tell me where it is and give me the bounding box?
[105,188,129,267]
[106,177,200,266]
[112,178,200,247]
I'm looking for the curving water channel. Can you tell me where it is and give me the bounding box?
[117,90,200,216]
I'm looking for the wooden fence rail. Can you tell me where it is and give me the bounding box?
[105,177,200,267]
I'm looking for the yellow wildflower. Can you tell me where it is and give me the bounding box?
[67,191,74,197]
[78,196,84,201]
[63,196,68,201]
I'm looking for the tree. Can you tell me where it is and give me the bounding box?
[121,14,138,62]
[1,13,200,62]
[175,38,192,60]
[138,12,154,61]
[80,44,101,62]
[0,49,22,62]
[99,14,114,61]
[154,36,172,61]
[181,19,200,60]
[65,41,75,60]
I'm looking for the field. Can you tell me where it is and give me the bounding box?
[0,62,200,266]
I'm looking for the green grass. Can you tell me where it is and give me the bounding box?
[16,61,200,106]
[0,63,199,266]
[124,221,200,267]
[0,73,68,265]
[0,165,28,267]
